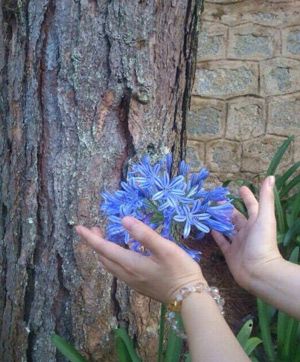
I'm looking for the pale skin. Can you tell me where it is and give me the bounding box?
[75,176,300,361]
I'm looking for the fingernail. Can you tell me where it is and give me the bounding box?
[268,175,275,187]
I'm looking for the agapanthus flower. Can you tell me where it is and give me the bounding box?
[153,172,186,210]
[100,153,234,261]
[173,202,211,238]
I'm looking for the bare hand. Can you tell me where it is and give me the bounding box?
[212,176,283,291]
[75,216,206,303]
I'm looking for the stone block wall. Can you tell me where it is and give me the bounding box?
[187,0,300,183]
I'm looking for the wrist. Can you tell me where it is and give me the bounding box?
[167,274,207,303]
[166,281,225,339]
[246,256,285,295]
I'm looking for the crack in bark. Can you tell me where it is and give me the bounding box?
[110,277,121,323]
[23,0,57,359]
[180,0,202,161]
[104,2,112,88]
[53,253,73,349]
[0,4,19,357]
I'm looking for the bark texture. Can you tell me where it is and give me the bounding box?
[0,0,201,360]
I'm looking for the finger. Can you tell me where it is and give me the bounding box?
[232,209,247,230]
[90,227,104,237]
[211,230,230,255]
[75,225,133,264]
[122,216,174,257]
[258,176,276,221]
[240,186,258,219]
[99,254,130,280]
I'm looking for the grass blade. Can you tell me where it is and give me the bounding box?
[257,299,275,361]
[51,334,88,362]
[266,136,294,176]
[114,328,142,362]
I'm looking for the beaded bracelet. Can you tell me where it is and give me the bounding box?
[166,282,225,339]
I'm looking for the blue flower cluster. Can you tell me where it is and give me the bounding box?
[100,154,234,261]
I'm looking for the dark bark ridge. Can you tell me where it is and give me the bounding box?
[0,0,201,360]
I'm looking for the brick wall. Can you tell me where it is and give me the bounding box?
[187,0,300,184]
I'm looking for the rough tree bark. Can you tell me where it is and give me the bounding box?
[0,0,201,360]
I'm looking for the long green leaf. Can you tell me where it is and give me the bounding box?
[278,247,300,360]
[290,191,300,222]
[114,328,141,362]
[274,185,285,235]
[51,334,88,362]
[244,337,262,356]
[289,246,299,264]
[164,314,183,362]
[266,136,294,176]
[283,220,300,247]
[277,310,289,356]
[294,346,300,362]
[257,299,275,361]
[116,338,132,362]
[223,179,258,194]
[237,319,254,348]
[231,197,248,217]
[281,174,300,198]
[282,319,299,360]
[276,161,300,190]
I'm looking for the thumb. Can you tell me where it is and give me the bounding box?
[257,176,276,221]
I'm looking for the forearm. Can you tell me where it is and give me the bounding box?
[181,292,250,362]
[248,258,300,319]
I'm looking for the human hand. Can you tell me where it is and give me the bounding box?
[75,216,206,304]
[212,176,283,292]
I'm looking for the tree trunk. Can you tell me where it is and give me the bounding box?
[0,0,201,360]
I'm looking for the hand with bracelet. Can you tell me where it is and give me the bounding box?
[75,216,249,361]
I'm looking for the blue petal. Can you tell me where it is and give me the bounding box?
[170,175,184,188]
[152,190,165,201]
[154,176,165,189]
[193,220,210,233]
[173,215,187,222]
[183,222,191,238]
